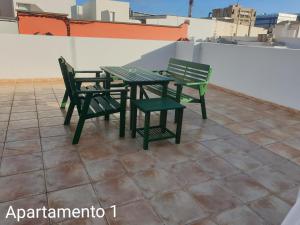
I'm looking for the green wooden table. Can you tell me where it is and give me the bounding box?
[101,66,173,137]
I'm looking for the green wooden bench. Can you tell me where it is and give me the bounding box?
[143,58,212,120]
[59,57,128,144]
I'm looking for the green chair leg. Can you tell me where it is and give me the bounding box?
[64,103,75,125]
[105,114,110,121]
[119,109,126,138]
[200,95,207,119]
[175,109,183,144]
[60,91,68,109]
[72,117,86,144]
[143,112,150,150]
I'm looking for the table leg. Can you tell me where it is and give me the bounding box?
[130,85,137,133]
[160,82,168,132]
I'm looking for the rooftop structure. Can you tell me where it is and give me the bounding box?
[212,4,257,27]
[0,0,75,18]
[255,13,298,29]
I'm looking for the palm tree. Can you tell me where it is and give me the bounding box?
[188,0,194,17]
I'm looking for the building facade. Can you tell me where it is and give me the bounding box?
[212,4,256,27]
[0,0,76,18]
[255,13,298,29]
[274,21,300,38]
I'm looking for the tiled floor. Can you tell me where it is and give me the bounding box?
[0,80,299,225]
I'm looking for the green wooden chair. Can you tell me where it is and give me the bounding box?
[59,57,105,109]
[144,58,212,120]
[58,57,128,144]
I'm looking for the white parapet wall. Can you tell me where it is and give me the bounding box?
[0,34,176,78]
[194,42,300,111]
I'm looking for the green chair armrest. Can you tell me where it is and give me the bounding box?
[75,70,104,74]
[77,87,128,95]
[75,77,109,83]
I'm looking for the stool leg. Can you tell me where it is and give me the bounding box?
[175,109,184,144]
[143,112,150,150]
[131,107,138,138]
[160,110,167,133]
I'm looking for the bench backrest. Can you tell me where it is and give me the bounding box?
[167,58,212,86]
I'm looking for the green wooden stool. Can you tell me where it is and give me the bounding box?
[132,98,185,150]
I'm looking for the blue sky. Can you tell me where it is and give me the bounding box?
[77,0,300,18]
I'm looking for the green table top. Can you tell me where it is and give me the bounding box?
[101,66,173,85]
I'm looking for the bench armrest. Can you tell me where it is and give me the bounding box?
[174,81,208,87]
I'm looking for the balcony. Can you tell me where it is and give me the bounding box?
[0,34,299,224]
[0,77,298,224]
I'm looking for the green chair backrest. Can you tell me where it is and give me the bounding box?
[58,57,81,107]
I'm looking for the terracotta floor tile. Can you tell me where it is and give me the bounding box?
[221,173,269,203]
[93,175,143,208]
[45,162,90,192]
[38,109,64,119]
[214,205,266,225]
[175,142,216,159]
[106,200,163,225]
[120,152,156,174]
[0,129,6,142]
[39,116,64,127]
[57,218,108,225]
[279,187,299,205]
[40,125,71,138]
[197,156,239,179]
[245,131,277,146]
[266,142,300,160]
[0,153,43,176]
[41,135,73,151]
[8,119,39,129]
[150,190,207,225]
[0,113,10,122]
[221,151,262,171]
[247,165,297,193]
[292,157,300,165]
[11,105,37,113]
[202,138,240,155]
[10,111,37,121]
[48,184,99,223]
[42,148,80,170]
[0,194,49,225]
[225,123,255,135]
[188,180,242,214]
[85,159,126,182]
[188,219,217,225]
[283,138,300,151]
[13,100,36,107]
[249,195,291,225]
[132,168,180,198]
[79,145,115,163]
[170,161,211,186]
[0,171,45,202]
[152,147,189,169]
[6,127,40,142]
[0,121,8,130]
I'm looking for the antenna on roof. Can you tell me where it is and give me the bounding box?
[188,0,194,17]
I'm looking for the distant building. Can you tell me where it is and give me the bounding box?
[212,4,256,27]
[0,0,76,18]
[274,21,300,38]
[255,13,298,29]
